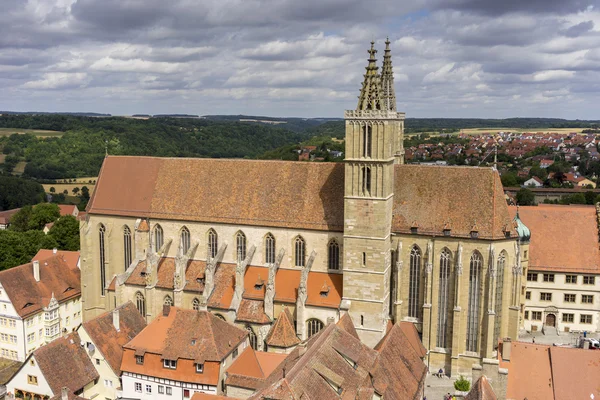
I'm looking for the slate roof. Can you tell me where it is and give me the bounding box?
[509,204,600,273]
[88,156,512,239]
[250,314,426,400]
[81,301,146,376]
[32,332,99,396]
[0,255,80,318]
[265,308,300,348]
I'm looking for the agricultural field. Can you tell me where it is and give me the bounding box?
[0,127,64,137]
[42,182,95,195]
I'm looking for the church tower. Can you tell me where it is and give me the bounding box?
[342,40,406,347]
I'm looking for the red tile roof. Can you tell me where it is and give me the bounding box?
[0,208,20,225]
[465,376,497,400]
[265,307,300,348]
[0,255,80,318]
[88,157,511,239]
[397,321,427,358]
[225,347,287,390]
[510,205,600,273]
[81,301,146,376]
[32,332,99,396]
[236,299,270,324]
[32,249,80,271]
[58,204,78,216]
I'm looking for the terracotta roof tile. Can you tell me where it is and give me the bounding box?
[550,346,600,399]
[397,321,427,358]
[0,255,80,318]
[393,165,513,239]
[33,332,99,396]
[0,208,20,224]
[502,342,554,399]
[225,348,286,390]
[510,205,600,273]
[107,275,117,291]
[236,299,270,324]
[58,205,77,216]
[0,358,22,385]
[265,308,300,348]
[273,269,342,309]
[81,301,146,376]
[191,394,231,400]
[465,376,497,400]
[88,156,345,231]
[32,249,80,271]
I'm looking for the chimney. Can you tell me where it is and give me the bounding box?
[502,338,512,362]
[112,309,120,332]
[163,304,171,317]
[33,260,40,282]
[53,248,57,254]
[61,387,68,400]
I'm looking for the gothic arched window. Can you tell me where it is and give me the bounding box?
[208,229,218,259]
[328,240,340,270]
[236,231,246,262]
[361,166,371,195]
[362,124,372,158]
[494,251,507,343]
[466,251,483,352]
[265,233,275,264]
[163,295,173,306]
[437,248,452,348]
[136,292,146,317]
[294,236,306,267]
[192,298,200,311]
[408,246,422,319]
[307,318,324,338]
[154,224,164,252]
[247,325,257,350]
[99,224,106,296]
[180,226,190,254]
[123,225,132,271]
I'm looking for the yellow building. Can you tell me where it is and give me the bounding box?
[80,40,523,376]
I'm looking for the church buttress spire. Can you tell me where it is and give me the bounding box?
[356,41,383,111]
[381,37,397,111]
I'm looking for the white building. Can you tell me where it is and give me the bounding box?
[76,301,146,400]
[120,306,249,399]
[515,205,600,333]
[523,176,544,188]
[0,250,81,361]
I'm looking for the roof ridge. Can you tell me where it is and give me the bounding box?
[251,348,266,378]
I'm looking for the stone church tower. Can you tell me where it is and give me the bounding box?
[342,40,405,346]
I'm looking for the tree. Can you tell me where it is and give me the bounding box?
[9,206,33,232]
[529,166,548,181]
[454,376,471,392]
[48,215,80,251]
[63,189,68,195]
[585,191,597,205]
[49,187,55,193]
[501,173,518,187]
[81,186,90,200]
[28,203,60,230]
[516,188,535,206]
[72,187,80,195]
[0,230,57,270]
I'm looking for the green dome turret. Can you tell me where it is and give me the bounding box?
[514,208,530,242]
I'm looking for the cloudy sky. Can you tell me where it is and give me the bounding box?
[2,0,600,118]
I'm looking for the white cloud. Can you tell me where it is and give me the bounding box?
[22,72,88,89]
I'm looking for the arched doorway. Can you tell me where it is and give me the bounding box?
[546,313,556,327]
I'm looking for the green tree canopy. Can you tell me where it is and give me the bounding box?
[501,173,518,187]
[48,215,80,251]
[0,230,57,270]
[28,203,60,230]
[516,188,535,206]
[9,205,33,232]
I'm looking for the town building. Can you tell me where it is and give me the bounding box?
[80,40,524,376]
[0,209,20,230]
[4,332,99,400]
[120,306,249,399]
[472,339,600,400]
[249,314,427,399]
[514,204,600,333]
[224,347,287,398]
[77,301,147,399]
[0,251,81,361]
[523,176,544,188]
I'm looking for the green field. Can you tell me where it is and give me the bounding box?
[0,127,64,137]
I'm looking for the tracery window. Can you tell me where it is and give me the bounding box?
[180,226,190,254]
[136,292,146,317]
[208,229,218,259]
[192,298,200,311]
[307,318,324,338]
[154,224,164,252]
[236,231,246,262]
[494,251,507,343]
[265,233,276,264]
[164,295,173,306]
[328,240,340,270]
[99,224,106,296]
[362,125,372,158]
[466,251,483,352]
[123,226,132,271]
[437,248,451,348]
[294,236,306,267]
[408,246,422,319]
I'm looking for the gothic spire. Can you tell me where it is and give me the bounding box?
[381,37,397,111]
[356,41,383,111]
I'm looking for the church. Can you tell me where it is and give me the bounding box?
[80,39,526,375]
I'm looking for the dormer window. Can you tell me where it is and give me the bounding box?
[254,275,265,291]
[320,283,330,298]
[410,227,418,234]
[196,363,204,373]
[163,359,177,369]
[136,355,144,365]
[470,231,479,239]
[443,228,451,237]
